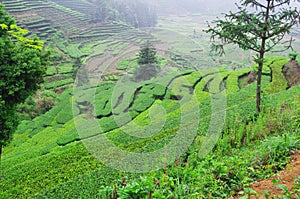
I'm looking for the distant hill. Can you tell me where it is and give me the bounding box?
[2,0,157,41]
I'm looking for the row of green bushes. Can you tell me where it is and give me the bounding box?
[2,56,296,198]
[264,58,289,94]
[33,78,300,199]
[44,78,74,89]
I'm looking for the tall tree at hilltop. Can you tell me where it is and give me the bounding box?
[0,4,49,171]
[206,0,300,112]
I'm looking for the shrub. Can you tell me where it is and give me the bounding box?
[131,93,155,113]
[226,68,251,94]
[56,130,80,146]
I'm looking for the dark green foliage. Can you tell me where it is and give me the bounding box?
[0,5,48,148]
[137,42,158,65]
[0,34,47,107]
[134,42,159,81]
[0,105,18,147]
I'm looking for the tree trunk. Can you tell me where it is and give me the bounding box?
[0,144,2,179]
[0,145,2,162]
[256,56,264,112]
[256,0,271,113]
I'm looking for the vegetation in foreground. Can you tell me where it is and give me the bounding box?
[1,53,300,198]
[1,1,300,198]
[0,4,48,160]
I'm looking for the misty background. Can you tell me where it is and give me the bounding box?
[147,0,237,16]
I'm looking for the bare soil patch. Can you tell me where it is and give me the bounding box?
[230,150,300,198]
[283,60,300,88]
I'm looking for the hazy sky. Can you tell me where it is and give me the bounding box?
[147,0,238,15]
[147,0,299,15]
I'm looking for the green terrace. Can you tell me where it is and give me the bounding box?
[50,0,97,17]
[3,0,91,39]
[1,56,299,198]
[2,0,157,51]
[1,1,300,198]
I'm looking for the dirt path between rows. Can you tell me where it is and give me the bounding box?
[230,150,300,198]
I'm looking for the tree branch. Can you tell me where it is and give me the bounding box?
[270,36,295,52]
[242,0,267,9]
[272,0,290,9]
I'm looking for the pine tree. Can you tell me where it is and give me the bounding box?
[137,42,158,65]
[134,42,159,81]
[206,0,300,112]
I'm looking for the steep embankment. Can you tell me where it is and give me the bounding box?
[251,150,300,198]
[228,59,300,199]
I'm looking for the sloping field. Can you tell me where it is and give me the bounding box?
[1,57,299,198]
[2,0,131,41]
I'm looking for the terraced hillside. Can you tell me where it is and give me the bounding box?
[1,56,300,198]
[2,0,160,93]
[3,0,157,41]
[3,0,89,40]
[2,2,300,198]
[50,0,97,17]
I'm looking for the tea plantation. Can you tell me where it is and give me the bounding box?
[1,55,300,198]
[1,1,300,198]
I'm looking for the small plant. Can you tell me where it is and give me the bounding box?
[289,52,298,61]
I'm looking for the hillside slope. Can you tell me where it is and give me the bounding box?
[2,0,157,41]
[2,0,128,40]
[1,56,300,198]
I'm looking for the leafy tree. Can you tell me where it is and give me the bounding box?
[134,42,159,81]
[0,4,48,164]
[205,0,300,112]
